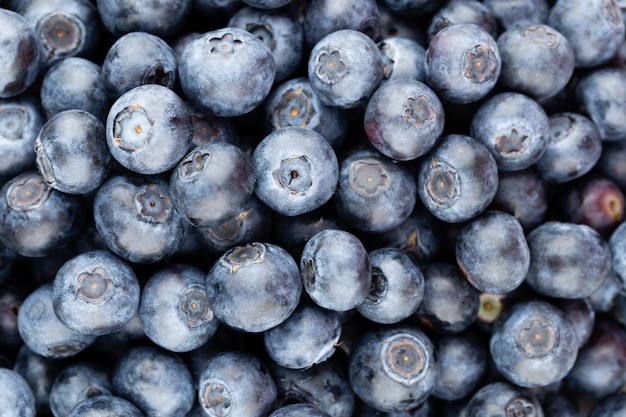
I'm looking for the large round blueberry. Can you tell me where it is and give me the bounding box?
[465,381,544,417]
[49,362,113,417]
[0,368,36,417]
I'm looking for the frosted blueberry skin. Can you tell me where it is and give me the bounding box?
[599,141,626,189]
[590,393,626,417]
[470,92,549,171]
[52,250,140,337]
[0,171,84,257]
[308,29,384,109]
[40,57,109,122]
[525,222,611,299]
[424,23,501,104]
[590,269,626,313]
[576,67,626,141]
[263,77,348,151]
[417,134,499,223]
[102,32,177,101]
[270,404,331,417]
[169,142,255,227]
[49,362,113,417]
[608,222,626,290]
[97,0,192,38]
[483,0,549,30]
[139,263,219,353]
[348,326,437,412]
[552,297,595,348]
[490,299,579,388]
[432,331,487,401]
[264,303,341,369]
[497,23,575,100]
[356,248,425,324]
[105,84,193,175]
[180,27,275,117]
[0,368,36,417]
[427,0,498,42]
[252,127,339,216]
[18,0,100,67]
[364,79,444,161]
[535,112,602,184]
[228,6,303,82]
[303,0,380,47]
[300,229,371,312]
[67,395,144,417]
[93,175,188,264]
[414,262,479,333]
[377,36,426,85]
[17,284,96,359]
[456,210,530,294]
[548,0,625,68]
[206,242,302,333]
[198,351,277,417]
[465,381,545,417]
[336,149,417,232]
[187,105,240,150]
[112,346,195,417]
[0,96,45,179]
[0,9,41,99]
[35,109,110,195]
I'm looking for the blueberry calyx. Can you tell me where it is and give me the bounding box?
[223,242,267,273]
[208,33,242,55]
[404,95,436,127]
[0,106,27,141]
[37,12,83,59]
[316,50,347,85]
[301,257,316,287]
[7,175,50,211]
[274,88,316,129]
[350,159,389,197]
[523,26,559,48]
[200,380,232,416]
[365,267,387,304]
[515,318,560,358]
[246,23,276,51]
[495,127,530,155]
[112,104,154,152]
[48,341,87,358]
[34,141,56,185]
[180,150,210,179]
[463,44,498,84]
[381,333,428,385]
[423,159,460,208]
[76,267,113,304]
[273,155,313,195]
[505,396,539,417]
[178,284,212,327]
[207,211,248,242]
[141,64,172,87]
[136,186,171,223]
[549,115,575,143]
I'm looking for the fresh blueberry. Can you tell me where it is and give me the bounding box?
[356,247,425,324]
[0,367,36,417]
[424,23,501,104]
[307,29,384,109]
[483,0,549,30]
[270,404,331,417]
[364,78,444,161]
[590,393,626,417]
[465,381,544,417]
[51,250,140,337]
[206,242,302,332]
[169,142,255,227]
[105,84,193,175]
[599,140,626,189]
[101,31,178,100]
[179,27,275,117]
[67,395,144,417]
[252,127,339,216]
[49,362,113,417]
[417,134,499,223]
[300,229,371,312]
[552,297,595,348]
[608,221,626,291]
[377,36,426,85]
[139,263,219,352]
[335,149,417,232]
[490,299,579,388]
[17,284,96,358]
[456,210,530,294]
[590,268,626,313]
[112,345,195,417]
[427,0,498,42]
[470,92,550,171]
[525,221,611,299]
[35,109,111,195]
[198,351,277,417]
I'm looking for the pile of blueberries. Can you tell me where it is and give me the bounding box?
[1,0,626,415]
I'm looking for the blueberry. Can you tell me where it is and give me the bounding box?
[252,127,339,216]
[52,250,140,337]
[417,134,499,223]
[112,346,195,417]
[470,92,550,171]
[348,325,437,412]
[169,142,255,227]
[424,23,501,104]
[608,221,626,294]
[17,284,96,358]
[456,210,530,294]
[483,0,549,30]
[300,229,371,312]
[35,109,111,195]
[49,362,113,417]
[356,247,425,324]
[535,112,603,184]
[377,36,426,85]
[101,31,178,100]
[270,404,332,417]
[335,149,417,232]
[590,269,626,313]
[381,0,443,17]
[0,368,36,417]
[67,395,144,417]
[599,140,626,189]
[497,23,576,99]
[427,0,498,42]
[242,0,292,9]
[490,299,579,388]
[0,171,84,257]
[187,105,240,149]
[308,29,383,109]
[105,84,193,175]
[139,263,219,352]
[198,351,277,417]
[465,381,544,417]
[552,297,595,348]
[206,242,302,332]
[590,393,626,417]
[0,9,41,98]
[179,27,275,117]
[93,175,188,263]
[40,57,110,122]
[364,78,444,161]
[525,221,611,299]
